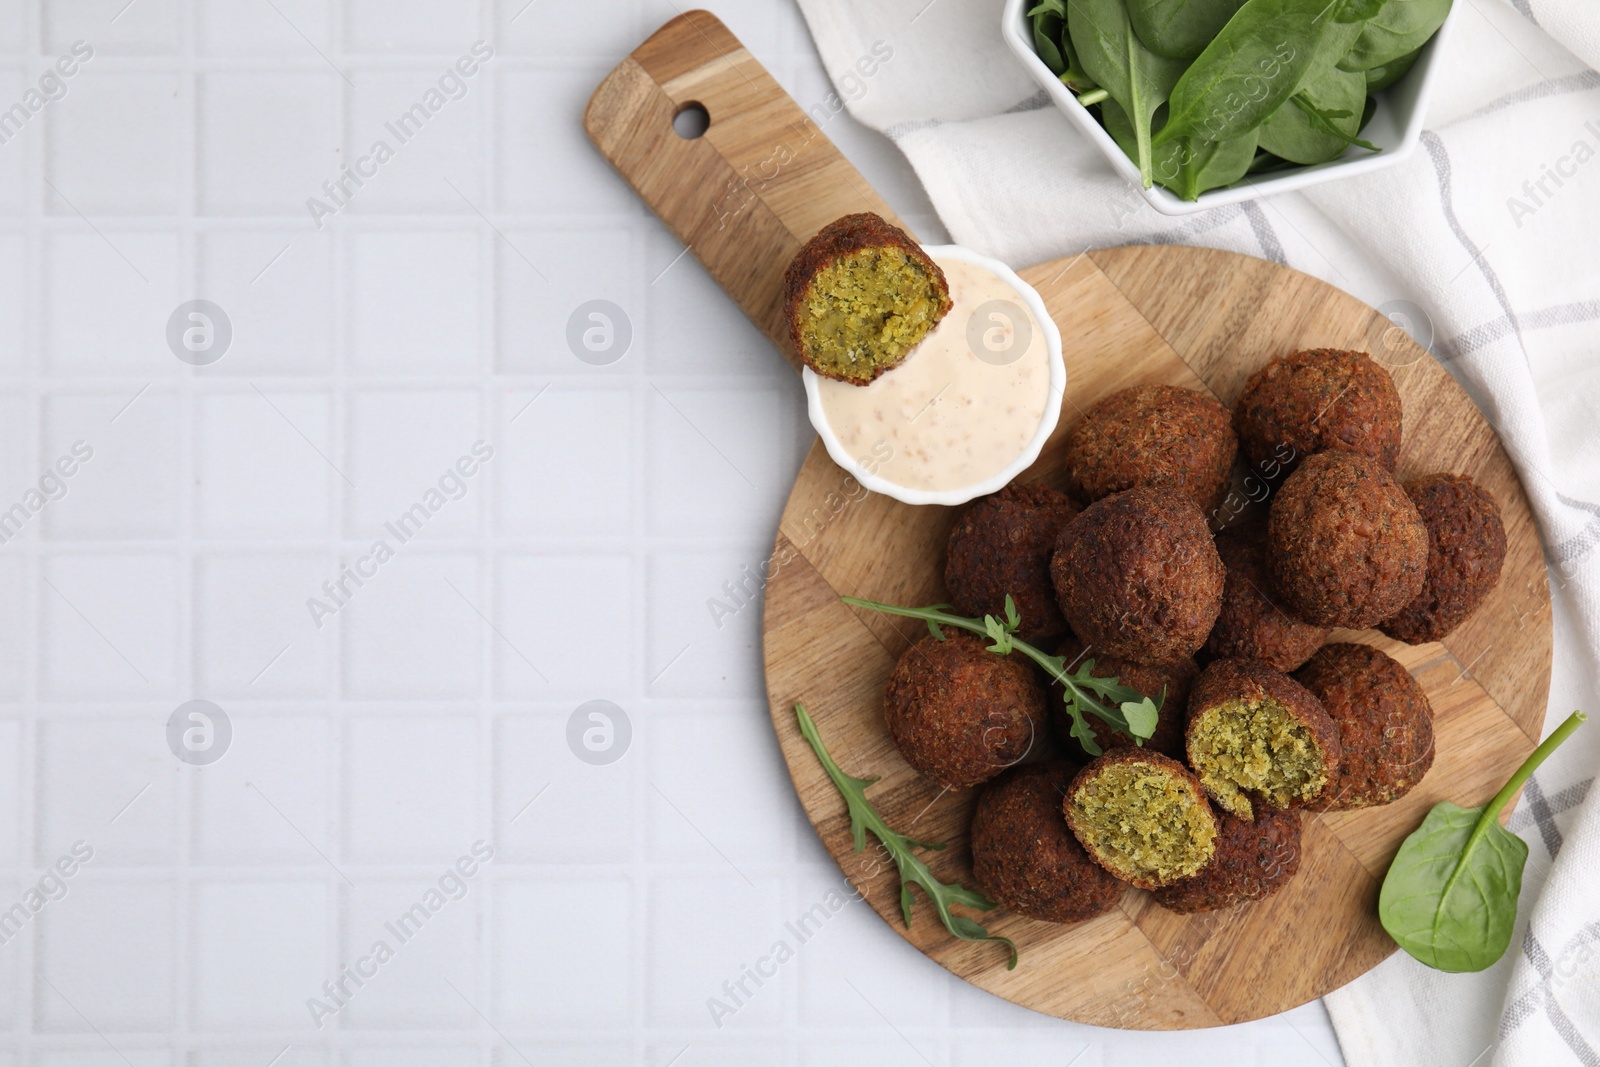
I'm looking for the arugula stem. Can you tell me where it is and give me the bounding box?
[838,595,1147,741]
[1441,710,1586,903]
[1076,87,1110,106]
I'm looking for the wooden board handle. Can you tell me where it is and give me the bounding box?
[583,10,904,370]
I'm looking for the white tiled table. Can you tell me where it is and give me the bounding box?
[0,0,1348,1062]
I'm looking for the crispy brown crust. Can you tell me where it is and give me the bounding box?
[1294,643,1435,810]
[1064,384,1238,513]
[781,212,952,384]
[1050,484,1225,664]
[1053,637,1197,760]
[1063,749,1218,890]
[882,631,1045,789]
[1185,658,1342,816]
[1206,524,1328,671]
[1152,806,1302,914]
[1233,348,1403,475]
[1380,473,1507,643]
[945,483,1081,645]
[1266,451,1429,629]
[971,762,1123,923]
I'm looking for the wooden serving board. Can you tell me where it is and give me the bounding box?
[585,10,1553,1029]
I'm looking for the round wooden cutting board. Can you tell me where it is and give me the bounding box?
[586,11,1553,1029]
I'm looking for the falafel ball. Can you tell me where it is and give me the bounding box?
[1151,805,1302,914]
[1294,643,1435,810]
[971,762,1124,923]
[1051,484,1225,664]
[782,213,952,384]
[1205,524,1329,671]
[1379,473,1507,643]
[1185,658,1341,820]
[1233,348,1403,475]
[1267,451,1429,629]
[883,631,1045,789]
[1054,637,1196,760]
[1063,384,1238,513]
[945,483,1081,644]
[1063,750,1218,889]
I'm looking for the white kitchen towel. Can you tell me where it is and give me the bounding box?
[792,0,1600,1064]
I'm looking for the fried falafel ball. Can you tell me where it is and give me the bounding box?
[945,483,1081,644]
[1379,473,1507,644]
[1294,643,1435,810]
[971,762,1124,923]
[1185,658,1341,820]
[1063,750,1218,890]
[1233,348,1403,476]
[1053,637,1197,760]
[1205,524,1329,671]
[1151,805,1302,914]
[782,212,952,385]
[882,631,1045,789]
[1063,384,1238,513]
[1050,484,1225,665]
[1267,451,1429,629]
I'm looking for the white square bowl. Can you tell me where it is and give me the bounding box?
[1000,0,1457,215]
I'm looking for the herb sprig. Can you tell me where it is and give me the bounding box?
[1380,710,1587,972]
[840,594,1161,756]
[794,703,1019,969]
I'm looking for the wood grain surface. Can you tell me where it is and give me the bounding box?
[585,10,1553,1029]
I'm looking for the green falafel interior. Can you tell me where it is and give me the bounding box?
[1188,697,1329,819]
[1069,761,1217,885]
[796,248,948,382]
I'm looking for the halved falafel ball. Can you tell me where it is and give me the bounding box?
[1294,643,1435,810]
[1063,750,1218,890]
[782,213,952,385]
[1233,348,1403,475]
[1185,658,1341,820]
[1267,451,1429,629]
[1151,805,1302,914]
[1054,637,1196,760]
[1051,484,1225,665]
[883,631,1044,789]
[1205,524,1329,671]
[1380,473,1507,644]
[945,483,1081,644]
[971,762,1123,923]
[1063,384,1238,513]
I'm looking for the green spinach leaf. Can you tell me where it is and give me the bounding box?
[1364,45,1422,91]
[1126,0,1248,60]
[1338,0,1452,72]
[1380,710,1587,972]
[1257,64,1370,163]
[1335,0,1387,22]
[1104,98,1258,199]
[1155,0,1345,147]
[1068,0,1189,186]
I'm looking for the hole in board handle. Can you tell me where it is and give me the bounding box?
[672,101,710,140]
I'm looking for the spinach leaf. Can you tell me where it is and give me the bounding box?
[1154,0,1345,147]
[1126,0,1248,60]
[1338,0,1452,72]
[1257,63,1370,163]
[1335,0,1387,21]
[1068,0,1189,187]
[1364,45,1422,91]
[1104,98,1258,199]
[1380,710,1587,972]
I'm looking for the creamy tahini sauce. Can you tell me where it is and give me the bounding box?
[816,256,1050,493]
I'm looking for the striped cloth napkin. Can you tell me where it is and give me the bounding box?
[791,0,1600,1062]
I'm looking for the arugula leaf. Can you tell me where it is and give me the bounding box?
[794,703,1018,968]
[1068,0,1189,187]
[839,595,1162,755]
[1380,710,1587,972]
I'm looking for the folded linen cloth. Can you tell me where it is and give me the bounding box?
[791,1,1600,1063]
